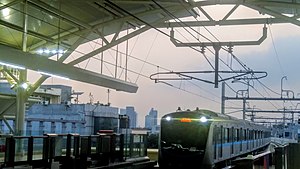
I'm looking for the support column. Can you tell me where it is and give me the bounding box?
[221,82,225,114]
[213,45,221,88]
[15,0,28,136]
[243,98,246,120]
[15,80,27,136]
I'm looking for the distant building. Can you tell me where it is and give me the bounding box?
[38,85,72,104]
[24,103,120,136]
[0,83,121,135]
[145,108,159,133]
[120,106,137,128]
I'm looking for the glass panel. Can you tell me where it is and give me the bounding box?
[14,138,28,162]
[32,137,44,160]
[0,137,5,163]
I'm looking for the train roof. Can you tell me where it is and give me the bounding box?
[195,109,268,128]
[162,108,270,130]
[165,109,257,125]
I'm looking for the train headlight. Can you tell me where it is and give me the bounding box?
[165,116,172,121]
[199,116,208,123]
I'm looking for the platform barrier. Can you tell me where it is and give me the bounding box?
[0,133,156,169]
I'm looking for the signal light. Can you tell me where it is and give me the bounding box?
[180,118,192,123]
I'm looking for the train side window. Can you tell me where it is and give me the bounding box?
[255,130,257,139]
[225,128,229,143]
[213,126,217,143]
[218,127,221,143]
[237,129,240,141]
[235,129,239,142]
[219,126,223,144]
[243,129,246,141]
[240,128,243,141]
[230,127,233,142]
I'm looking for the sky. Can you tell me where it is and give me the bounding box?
[27,5,300,127]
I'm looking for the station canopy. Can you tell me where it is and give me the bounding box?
[0,0,300,94]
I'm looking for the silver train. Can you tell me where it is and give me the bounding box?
[158,108,271,169]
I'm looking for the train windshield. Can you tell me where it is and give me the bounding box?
[160,112,210,151]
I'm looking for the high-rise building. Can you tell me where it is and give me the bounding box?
[145,108,159,133]
[124,106,137,128]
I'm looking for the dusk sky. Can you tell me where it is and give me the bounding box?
[27,5,300,127]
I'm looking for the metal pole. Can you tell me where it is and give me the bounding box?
[16,0,28,136]
[221,82,225,114]
[281,76,287,98]
[213,45,221,88]
[243,98,246,120]
[283,107,286,139]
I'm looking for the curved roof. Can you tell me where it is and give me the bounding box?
[0,0,299,91]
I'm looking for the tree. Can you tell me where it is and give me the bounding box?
[147,133,159,149]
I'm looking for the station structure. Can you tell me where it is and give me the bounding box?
[1,1,300,168]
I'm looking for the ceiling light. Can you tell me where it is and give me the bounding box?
[2,8,10,20]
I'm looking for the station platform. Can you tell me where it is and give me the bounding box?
[0,133,157,169]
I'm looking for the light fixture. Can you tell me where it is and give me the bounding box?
[36,49,66,55]
[2,8,10,20]
[165,116,171,121]
[21,83,29,89]
[0,61,25,70]
[38,71,70,80]
[199,116,208,123]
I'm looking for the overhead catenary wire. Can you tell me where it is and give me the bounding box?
[2,1,285,110]
[153,1,283,110]
[103,0,272,110]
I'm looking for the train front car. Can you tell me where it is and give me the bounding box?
[158,109,212,169]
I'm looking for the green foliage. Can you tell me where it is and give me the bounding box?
[147,133,159,148]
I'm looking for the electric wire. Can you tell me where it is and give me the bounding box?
[1,1,288,110]
[135,31,159,83]
[268,24,285,77]
[164,2,284,111]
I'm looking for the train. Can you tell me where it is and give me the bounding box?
[158,108,272,169]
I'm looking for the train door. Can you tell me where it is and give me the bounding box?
[246,129,249,150]
[252,130,254,149]
[240,128,243,152]
[224,127,229,157]
[213,126,217,160]
[219,126,223,158]
[231,127,234,155]
[254,130,257,148]
[243,129,246,152]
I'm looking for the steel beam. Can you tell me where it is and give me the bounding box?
[245,4,300,26]
[0,44,138,93]
[245,110,300,113]
[170,26,267,47]
[225,97,300,101]
[156,18,289,28]
[68,25,151,65]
